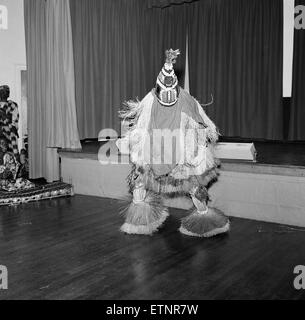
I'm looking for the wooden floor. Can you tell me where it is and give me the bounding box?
[0,195,305,300]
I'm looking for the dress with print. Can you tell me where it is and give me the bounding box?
[0,100,19,156]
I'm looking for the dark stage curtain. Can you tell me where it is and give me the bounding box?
[289,0,305,140]
[142,4,188,91]
[188,0,283,140]
[71,0,284,140]
[70,0,187,139]
[70,0,146,138]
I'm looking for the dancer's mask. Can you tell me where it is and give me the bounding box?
[155,49,180,107]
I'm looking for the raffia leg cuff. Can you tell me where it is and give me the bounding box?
[179,207,230,238]
[120,191,169,235]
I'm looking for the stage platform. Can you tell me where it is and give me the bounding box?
[58,139,305,228]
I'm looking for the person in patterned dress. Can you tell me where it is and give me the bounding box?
[0,85,20,158]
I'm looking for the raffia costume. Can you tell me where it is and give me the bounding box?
[117,50,230,237]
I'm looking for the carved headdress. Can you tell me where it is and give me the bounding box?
[155,49,180,106]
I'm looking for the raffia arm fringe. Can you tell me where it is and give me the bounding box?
[179,207,230,238]
[195,99,220,144]
[118,100,142,122]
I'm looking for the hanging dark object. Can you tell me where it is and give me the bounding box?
[147,0,197,9]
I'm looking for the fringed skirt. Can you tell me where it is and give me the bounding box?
[127,164,219,198]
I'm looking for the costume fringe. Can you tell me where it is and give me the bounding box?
[179,207,230,238]
[195,99,220,144]
[127,166,219,197]
[126,164,139,194]
[119,92,154,166]
[196,168,219,189]
[118,100,142,123]
[192,185,209,202]
[201,94,214,107]
[120,191,168,235]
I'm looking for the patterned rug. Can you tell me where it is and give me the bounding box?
[0,181,73,206]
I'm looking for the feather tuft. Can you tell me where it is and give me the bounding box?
[165,49,180,65]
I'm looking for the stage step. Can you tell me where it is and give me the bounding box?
[59,153,305,228]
